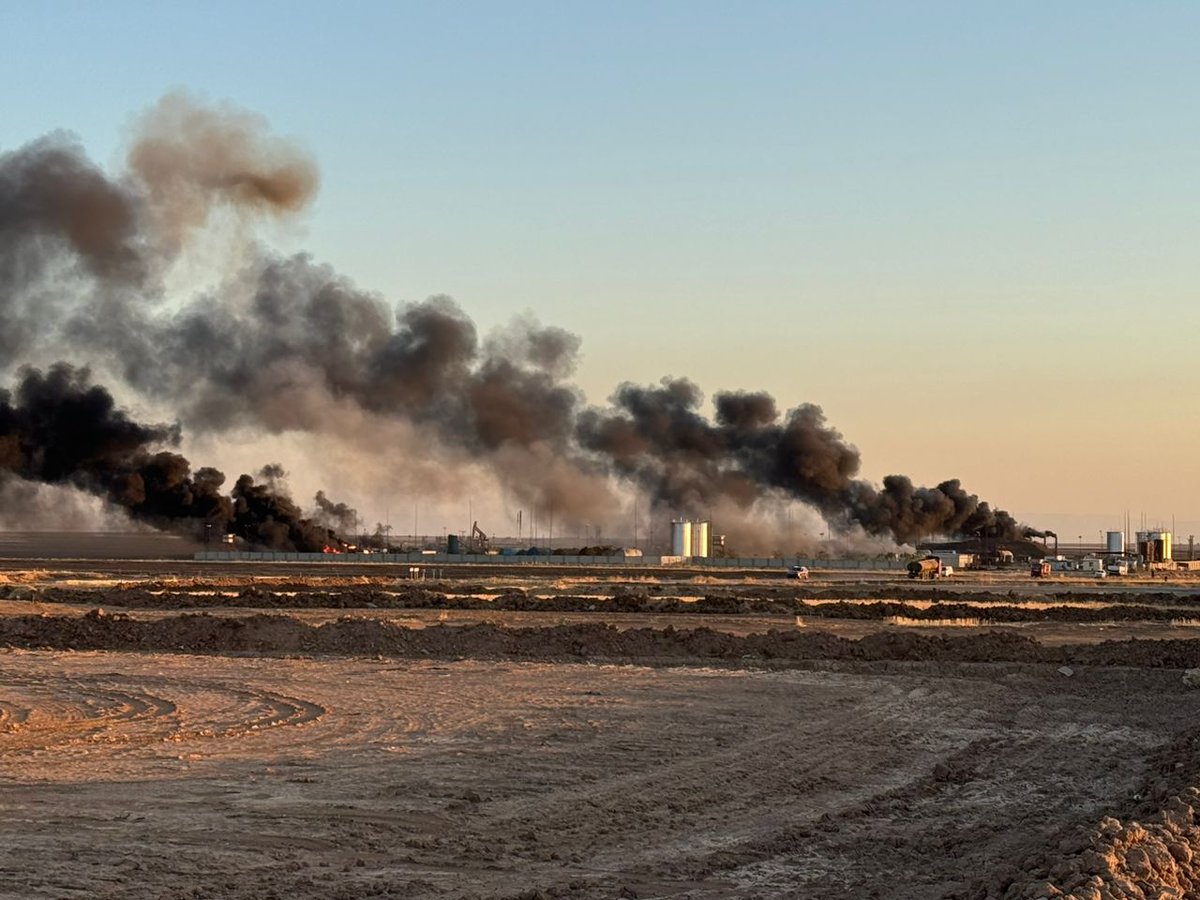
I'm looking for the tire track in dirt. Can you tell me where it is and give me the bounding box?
[4,652,1198,899]
[0,671,179,755]
[437,669,978,893]
[0,666,326,779]
[685,675,1180,899]
[0,699,30,732]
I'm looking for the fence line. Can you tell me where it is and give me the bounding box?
[192,551,906,570]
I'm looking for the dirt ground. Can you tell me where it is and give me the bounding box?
[5,563,1200,898]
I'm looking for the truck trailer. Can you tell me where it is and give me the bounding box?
[907,558,943,580]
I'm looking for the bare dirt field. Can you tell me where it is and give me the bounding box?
[5,559,1200,898]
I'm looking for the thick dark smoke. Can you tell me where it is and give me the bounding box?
[1022,527,1056,540]
[0,364,337,551]
[0,93,1037,546]
[125,265,582,454]
[577,378,1030,543]
[228,472,338,551]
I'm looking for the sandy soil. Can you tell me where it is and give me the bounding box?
[5,566,1200,898]
[1,651,1194,900]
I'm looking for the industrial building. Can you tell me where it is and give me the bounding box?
[929,550,975,569]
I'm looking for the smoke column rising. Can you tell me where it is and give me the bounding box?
[0,93,1038,548]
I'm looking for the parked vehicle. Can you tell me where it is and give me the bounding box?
[789,565,810,580]
[907,558,943,580]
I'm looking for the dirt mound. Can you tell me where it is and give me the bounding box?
[23,585,1200,627]
[9,610,1200,668]
[985,792,1200,899]
[855,630,1041,662]
[0,571,50,585]
[796,586,1200,609]
[0,584,42,601]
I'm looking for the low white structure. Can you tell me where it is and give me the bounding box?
[931,551,974,569]
[1049,557,1105,574]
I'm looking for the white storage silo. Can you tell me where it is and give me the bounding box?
[1105,531,1125,555]
[692,521,710,558]
[671,520,693,557]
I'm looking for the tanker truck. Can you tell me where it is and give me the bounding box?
[906,557,943,580]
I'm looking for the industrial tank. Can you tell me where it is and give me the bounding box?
[671,520,693,557]
[1136,530,1173,562]
[692,521,710,558]
[1154,531,1173,561]
[1105,531,1125,555]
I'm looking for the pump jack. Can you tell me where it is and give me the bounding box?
[469,521,490,553]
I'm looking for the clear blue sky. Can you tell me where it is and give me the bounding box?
[3,2,1199,535]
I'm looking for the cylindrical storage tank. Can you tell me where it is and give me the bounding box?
[1105,531,1125,555]
[692,521,710,558]
[1154,531,1173,561]
[671,520,693,557]
[447,533,460,554]
[1135,531,1154,562]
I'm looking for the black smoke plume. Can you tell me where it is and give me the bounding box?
[0,94,1037,546]
[0,364,337,551]
[576,378,1029,543]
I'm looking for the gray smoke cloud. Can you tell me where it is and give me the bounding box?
[0,476,141,532]
[313,489,358,534]
[0,134,145,366]
[0,93,1037,547]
